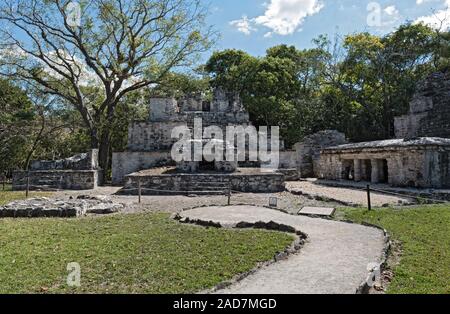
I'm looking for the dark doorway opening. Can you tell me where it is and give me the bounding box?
[202,101,211,112]
[199,160,215,171]
[381,159,389,183]
[363,160,372,181]
[342,160,354,180]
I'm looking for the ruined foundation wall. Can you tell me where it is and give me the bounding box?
[122,173,285,195]
[30,149,99,171]
[13,149,102,191]
[13,170,102,190]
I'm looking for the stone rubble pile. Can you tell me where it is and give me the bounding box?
[0,195,124,218]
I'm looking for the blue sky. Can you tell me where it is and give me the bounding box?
[204,0,450,56]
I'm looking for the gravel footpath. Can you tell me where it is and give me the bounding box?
[180,205,386,294]
[54,187,340,215]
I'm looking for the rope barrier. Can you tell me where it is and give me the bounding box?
[120,187,230,195]
[335,183,449,205]
[368,187,448,204]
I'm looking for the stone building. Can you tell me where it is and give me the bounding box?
[13,150,102,190]
[316,71,450,189]
[113,88,288,194]
[112,88,252,184]
[317,138,450,188]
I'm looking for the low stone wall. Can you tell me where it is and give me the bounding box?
[112,151,173,185]
[13,170,102,191]
[30,149,99,171]
[120,170,285,195]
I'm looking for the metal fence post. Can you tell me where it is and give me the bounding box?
[367,185,372,211]
[227,182,232,206]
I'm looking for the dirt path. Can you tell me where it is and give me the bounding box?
[54,187,339,215]
[180,205,386,294]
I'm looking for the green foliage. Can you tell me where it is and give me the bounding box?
[150,72,211,98]
[436,31,450,71]
[0,80,35,172]
[1,22,448,170]
[205,23,444,146]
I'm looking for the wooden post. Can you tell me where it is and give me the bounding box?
[26,173,30,198]
[227,182,232,206]
[138,178,142,204]
[367,185,372,211]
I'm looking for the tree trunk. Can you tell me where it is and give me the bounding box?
[90,128,100,149]
[98,131,111,184]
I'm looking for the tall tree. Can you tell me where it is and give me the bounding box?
[0,79,34,174]
[0,0,214,179]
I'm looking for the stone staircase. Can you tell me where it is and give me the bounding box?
[177,178,231,195]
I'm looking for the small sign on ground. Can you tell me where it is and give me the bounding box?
[299,207,336,217]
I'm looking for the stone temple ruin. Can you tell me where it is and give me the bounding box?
[10,71,450,192]
[113,88,288,194]
[13,150,102,190]
[316,71,450,189]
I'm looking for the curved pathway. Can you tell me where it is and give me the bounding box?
[180,205,386,294]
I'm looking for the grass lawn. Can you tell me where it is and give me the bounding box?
[338,204,450,294]
[0,212,294,294]
[0,185,52,206]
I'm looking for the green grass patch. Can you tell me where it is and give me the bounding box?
[0,185,52,206]
[0,213,294,294]
[338,204,450,294]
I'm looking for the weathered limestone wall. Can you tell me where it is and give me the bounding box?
[395,71,450,139]
[30,149,99,171]
[127,121,186,152]
[13,170,102,190]
[122,172,285,195]
[111,151,173,185]
[149,98,179,121]
[13,149,102,191]
[294,130,348,178]
[279,151,297,169]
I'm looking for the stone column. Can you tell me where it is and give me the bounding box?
[354,159,362,182]
[371,159,380,184]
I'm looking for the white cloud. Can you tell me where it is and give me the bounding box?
[229,15,257,35]
[229,0,324,36]
[384,5,399,16]
[255,0,324,35]
[415,0,450,30]
[416,0,435,5]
